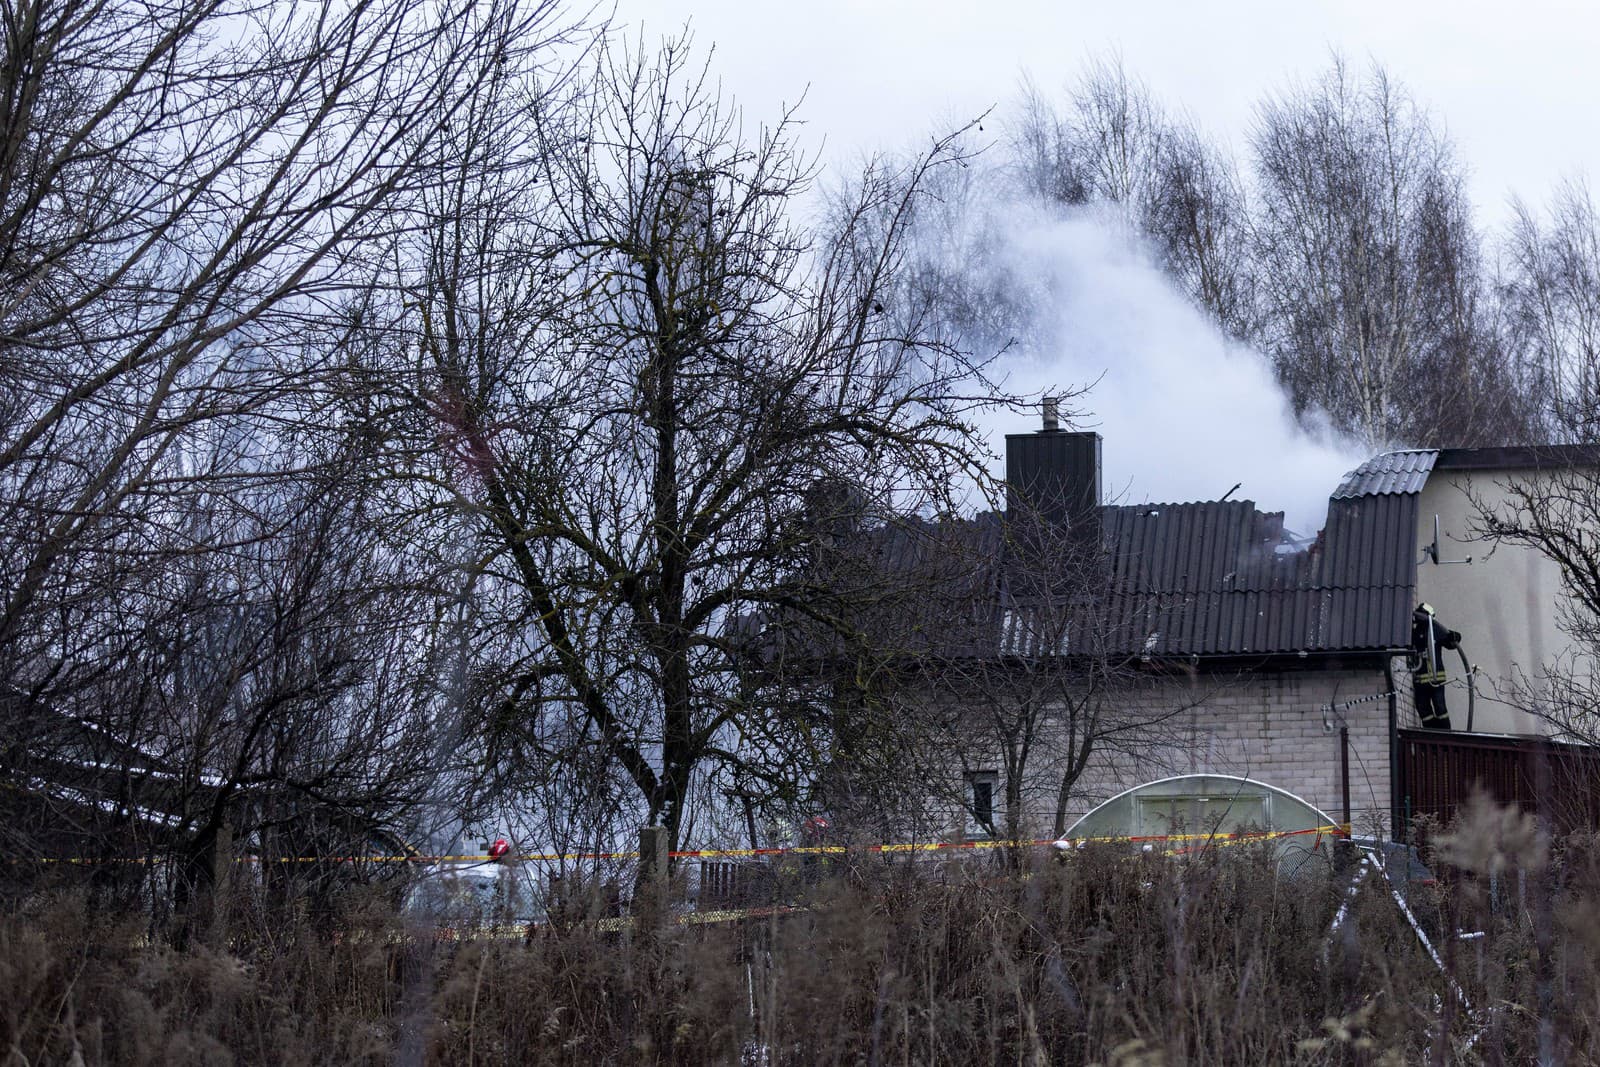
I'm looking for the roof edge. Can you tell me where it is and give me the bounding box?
[1330,449,1438,499]
[1434,444,1600,472]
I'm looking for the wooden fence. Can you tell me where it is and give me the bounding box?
[1397,727,1600,838]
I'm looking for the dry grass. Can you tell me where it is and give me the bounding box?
[2,826,1598,1064]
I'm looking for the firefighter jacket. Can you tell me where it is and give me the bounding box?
[1411,607,1461,686]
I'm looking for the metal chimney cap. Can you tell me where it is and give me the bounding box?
[1041,396,1061,433]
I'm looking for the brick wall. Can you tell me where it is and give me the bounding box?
[1392,655,1422,730]
[949,664,1398,841]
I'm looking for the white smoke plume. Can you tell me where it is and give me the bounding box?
[935,199,1367,536]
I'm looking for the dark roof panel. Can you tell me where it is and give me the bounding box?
[1331,450,1437,499]
[1098,485,1419,656]
[1435,445,1600,471]
[820,446,1437,663]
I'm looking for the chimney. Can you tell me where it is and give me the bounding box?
[1005,404,1101,541]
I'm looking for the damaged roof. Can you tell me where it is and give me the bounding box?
[1098,496,1415,658]
[1096,450,1433,657]
[801,451,1438,665]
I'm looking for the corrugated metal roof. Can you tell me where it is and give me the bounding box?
[806,448,1432,663]
[1092,488,1417,656]
[800,513,1008,662]
[1331,450,1437,499]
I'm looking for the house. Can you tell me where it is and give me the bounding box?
[1407,446,1600,733]
[837,418,1597,843]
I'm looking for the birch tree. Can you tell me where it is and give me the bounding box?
[1250,58,1488,448]
[1503,180,1600,440]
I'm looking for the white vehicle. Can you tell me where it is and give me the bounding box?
[401,840,542,930]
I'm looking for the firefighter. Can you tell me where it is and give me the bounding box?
[1411,603,1462,729]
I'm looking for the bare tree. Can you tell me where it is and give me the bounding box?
[1502,180,1600,440]
[0,0,566,681]
[1480,186,1600,735]
[813,500,1193,846]
[1404,166,1537,445]
[970,55,1542,450]
[370,34,1013,852]
[0,418,455,927]
[1012,58,1166,214]
[955,510,1194,841]
[877,153,1049,372]
[1249,57,1507,448]
[1007,62,1262,346]
[1141,120,1258,340]
[0,0,579,908]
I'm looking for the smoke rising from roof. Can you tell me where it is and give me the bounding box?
[940,200,1366,536]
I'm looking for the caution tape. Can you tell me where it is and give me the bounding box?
[1054,824,1343,848]
[15,825,1346,866]
[1159,824,1343,856]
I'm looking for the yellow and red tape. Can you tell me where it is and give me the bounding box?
[16,825,1345,865]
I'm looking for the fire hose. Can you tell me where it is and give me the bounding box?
[1457,645,1477,732]
[1404,642,1478,731]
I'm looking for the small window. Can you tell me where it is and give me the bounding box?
[967,773,997,831]
[973,780,993,825]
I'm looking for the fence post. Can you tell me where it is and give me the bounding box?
[637,824,669,923]
[208,818,233,945]
[1340,725,1352,835]
[1337,726,1355,869]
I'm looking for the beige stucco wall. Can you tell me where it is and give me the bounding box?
[1413,468,1574,735]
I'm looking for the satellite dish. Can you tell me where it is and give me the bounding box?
[1423,514,1473,566]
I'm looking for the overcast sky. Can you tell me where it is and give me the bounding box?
[609,1,1598,529]
[616,0,1599,226]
